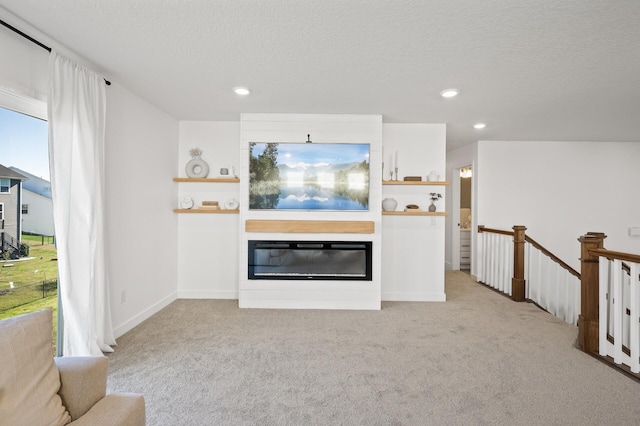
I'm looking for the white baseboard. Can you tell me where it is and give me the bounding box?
[382,292,446,302]
[113,291,177,338]
[177,290,238,299]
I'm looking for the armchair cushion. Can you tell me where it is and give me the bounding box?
[55,356,108,420]
[0,308,71,426]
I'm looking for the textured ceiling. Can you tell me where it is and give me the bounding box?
[1,0,639,150]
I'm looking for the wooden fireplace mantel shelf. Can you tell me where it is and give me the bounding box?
[245,220,375,234]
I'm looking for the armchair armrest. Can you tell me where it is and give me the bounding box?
[55,356,108,420]
[67,393,146,426]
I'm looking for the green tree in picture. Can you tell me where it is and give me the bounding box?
[249,142,281,209]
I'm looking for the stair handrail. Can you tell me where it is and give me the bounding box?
[478,224,580,300]
[589,248,640,265]
[525,235,580,278]
[477,225,513,237]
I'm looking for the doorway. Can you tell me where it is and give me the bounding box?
[459,166,472,272]
[451,164,473,272]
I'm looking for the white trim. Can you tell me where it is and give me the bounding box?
[0,87,47,120]
[0,202,4,221]
[112,291,178,338]
[382,291,447,302]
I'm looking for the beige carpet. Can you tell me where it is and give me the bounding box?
[107,271,640,425]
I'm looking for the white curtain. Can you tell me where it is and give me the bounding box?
[48,51,115,356]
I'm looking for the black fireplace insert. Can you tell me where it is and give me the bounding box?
[248,240,372,281]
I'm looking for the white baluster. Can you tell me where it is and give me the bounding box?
[613,259,623,364]
[556,263,564,320]
[623,271,631,349]
[524,243,530,299]
[599,257,609,357]
[479,232,485,282]
[629,262,640,373]
[508,237,514,295]
[497,237,509,294]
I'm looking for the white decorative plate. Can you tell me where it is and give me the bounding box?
[180,196,194,209]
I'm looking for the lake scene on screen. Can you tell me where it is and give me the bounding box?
[249,142,370,210]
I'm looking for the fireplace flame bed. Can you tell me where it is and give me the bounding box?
[248,240,372,281]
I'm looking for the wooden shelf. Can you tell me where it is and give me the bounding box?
[173,177,239,183]
[245,220,375,234]
[382,211,448,216]
[174,209,239,214]
[382,180,449,185]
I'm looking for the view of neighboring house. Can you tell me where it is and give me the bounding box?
[10,167,53,236]
[0,163,26,256]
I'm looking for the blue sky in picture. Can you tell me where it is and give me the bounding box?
[0,107,49,179]
[252,142,370,168]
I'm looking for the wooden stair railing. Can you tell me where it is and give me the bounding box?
[478,225,582,324]
[577,233,606,354]
[578,233,640,377]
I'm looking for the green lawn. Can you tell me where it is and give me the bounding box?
[0,242,58,309]
[0,237,58,353]
[0,242,58,286]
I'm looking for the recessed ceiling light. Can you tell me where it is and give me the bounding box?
[233,87,251,95]
[474,123,486,129]
[440,89,459,98]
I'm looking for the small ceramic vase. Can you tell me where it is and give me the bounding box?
[382,198,398,212]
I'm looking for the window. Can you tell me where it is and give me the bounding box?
[0,100,58,354]
[0,178,9,193]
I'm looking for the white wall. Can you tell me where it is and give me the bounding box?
[1,14,180,338]
[177,118,449,307]
[476,140,640,272]
[105,84,179,337]
[0,11,47,102]
[21,190,54,235]
[382,123,447,301]
[0,6,103,103]
[177,121,241,299]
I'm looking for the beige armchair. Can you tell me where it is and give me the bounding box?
[0,308,145,426]
[55,356,145,425]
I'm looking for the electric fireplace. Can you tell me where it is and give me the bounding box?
[248,240,372,281]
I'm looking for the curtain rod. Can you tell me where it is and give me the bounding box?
[0,18,111,86]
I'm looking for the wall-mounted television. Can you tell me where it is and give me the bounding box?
[249,142,370,210]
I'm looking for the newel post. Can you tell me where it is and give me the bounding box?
[577,232,606,353]
[512,226,527,302]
